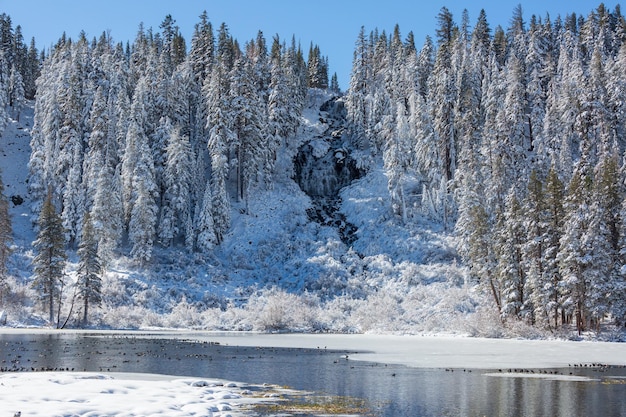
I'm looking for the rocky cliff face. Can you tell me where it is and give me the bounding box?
[294,97,362,245]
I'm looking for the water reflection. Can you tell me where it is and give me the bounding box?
[0,333,624,417]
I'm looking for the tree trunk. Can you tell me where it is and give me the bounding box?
[83,295,89,325]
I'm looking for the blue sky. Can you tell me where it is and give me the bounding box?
[0,0,604,89]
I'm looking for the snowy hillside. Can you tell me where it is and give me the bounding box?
[0,93,495,335]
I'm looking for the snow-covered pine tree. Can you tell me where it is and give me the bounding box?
[416,36,434,101]
[23,37,39,100]
[523,170,547,326]
[607,41,626,151]
[307,43,328,89]
[499,53,530,197]
[205,67,232,245]
[196,181,217,252]
[0,170,11,303]
[32,190,67,324]
[158,122,194,248]
[86,83,124,267]
[454,12,488,248]
[346,27,371,151]
[615,152,626,328]
[90,161,123,267]
[330,72,340,93]
[230,50,270,206]
[127,147,158,264]
[540,167,565,329]
[76,212,102,325]
[0,51,9,134]
[480,53,507,214]
[496,189,529,320]
[581,153,619,331]
[525,15,555,170]
[430,7,457,186]
[8,63,24,121]
[464,203,501,312]
[56,37,92,247]
[557,161,592,335]
[383,103,411,222]
[189,11,214,83]
[123,77,158,263]
[267,36,289,157]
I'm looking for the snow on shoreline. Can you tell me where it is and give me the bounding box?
[3,328,626,369]
[180,332,626,369]
[0,371,285,417]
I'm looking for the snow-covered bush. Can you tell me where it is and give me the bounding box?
[102,305,162,329]
[244,288,319,332]
[164,297,204,329]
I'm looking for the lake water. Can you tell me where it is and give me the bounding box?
[1,333,625,416]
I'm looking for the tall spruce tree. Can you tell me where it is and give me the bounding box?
[0,171,11,303]
[76,212,102,325]
[32,191,67,324]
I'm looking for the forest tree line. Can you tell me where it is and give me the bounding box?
[0,13,40,305]
[2,5,626,332]
[0,12,334,323]
[344,4,626,331]
[25,12,337,268]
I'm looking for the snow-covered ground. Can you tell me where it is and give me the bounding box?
[4,328,626,369]
[147,331,626,370]
[0,371,284,417]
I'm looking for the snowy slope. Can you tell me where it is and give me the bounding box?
[0,94,511,337]
[1,103,36,292]
[1,104,35,246]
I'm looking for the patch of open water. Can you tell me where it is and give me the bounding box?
[1,333,625,416]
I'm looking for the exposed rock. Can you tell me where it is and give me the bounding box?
[294,97,362,246]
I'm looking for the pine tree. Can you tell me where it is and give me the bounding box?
[499,54,530,197]
[205,66,233,244]
[126,117,158,264]
[8,63,24,121]
[481,54,507,213]
[465,204,501,312]
[428,7,458,227]
[268,36,289,152]
[558,163,592,334]
[330,72,340,93]
[541,167,565,329]
[189,11,214,82]
[123,78,158,263]
[230,54,269,205]
[158,123,194,248]
[616,153,626,327]
[196,181,217,252]
[24,37,39,100]
[585,152,621,330]
[76,212,102,325]
[346,26,371,150]
[382,104,410,222]
[0,171,11,303]
[307,43,328,89]
[497,190,528,320]
[523,170,546,326]
[32,191,67,324]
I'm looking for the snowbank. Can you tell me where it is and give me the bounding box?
[3,329,625,370]
[0,371,279,417]
[172,332,626,370]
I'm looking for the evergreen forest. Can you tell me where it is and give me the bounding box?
[0,5,625,336]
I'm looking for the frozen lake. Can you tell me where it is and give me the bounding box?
[1,330,625,416]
